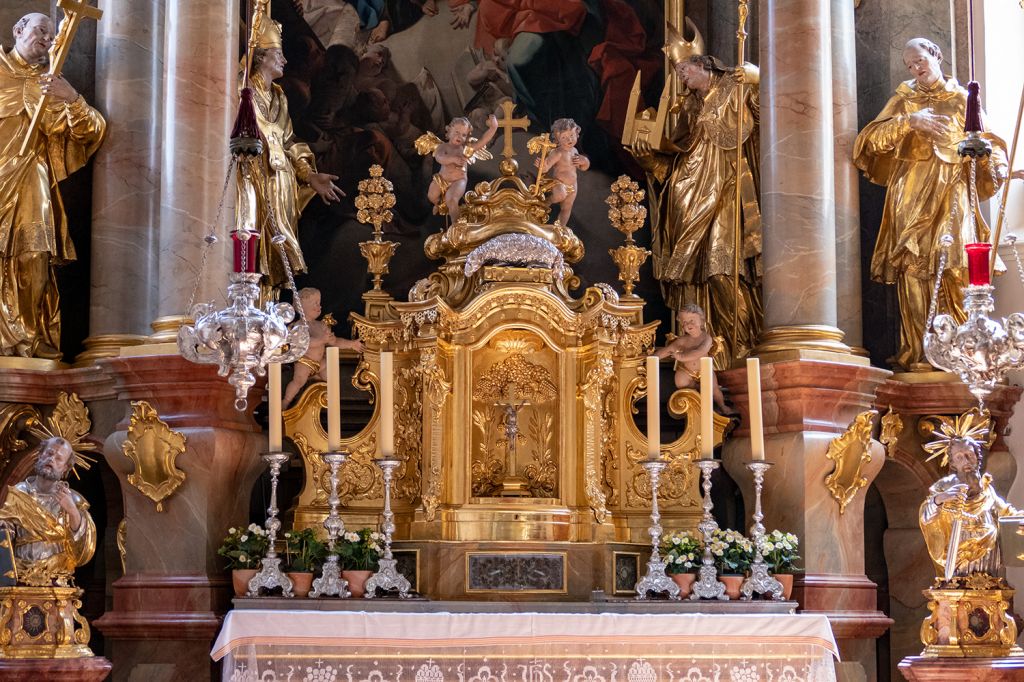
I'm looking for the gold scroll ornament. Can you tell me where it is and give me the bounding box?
[121,401,186,512]
[824,410,877,514]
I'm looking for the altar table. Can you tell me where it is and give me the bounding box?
[212,609,839,681]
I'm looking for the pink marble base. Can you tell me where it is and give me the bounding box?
[721,358,892,679]
[96,354,268,681]
[0,657,112,681]
[899,656,1024,681]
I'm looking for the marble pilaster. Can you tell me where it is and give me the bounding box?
[831,0,862,351]
[757,0,847,354]
[89,0,164,340]
[721,359,893,678]
[154,0,236,327]
[94,355,266,682]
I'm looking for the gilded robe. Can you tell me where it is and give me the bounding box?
[0,48,105,358]
[854,77,1006,370]
[0,478,96,586]
[920,473,1018,577]
[244,73,317,290]
[639,69,762,363]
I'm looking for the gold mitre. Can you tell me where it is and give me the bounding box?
[251,10,282,50]
[664,18,704,65]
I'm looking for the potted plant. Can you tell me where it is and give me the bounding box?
[284,527,327,598]
[218,524,270,596]
[338,528,382,597]
[709,528,754,599]
[760,530,800,599]
[661,530,702,597]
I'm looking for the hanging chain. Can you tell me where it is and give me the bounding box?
[926,181,959,331]
[261,200,306,323]
[185,156,237,314]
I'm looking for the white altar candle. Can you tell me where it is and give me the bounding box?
[747,357,765,461]
[380,352,394,457]
[700,357,714,459]
[327,346,341,451]
[268,362,282,452]
[646,356,660,458]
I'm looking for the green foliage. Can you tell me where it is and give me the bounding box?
[338,528,382,571]
[708,528,754,575]
[661,529,702,575]
[759,530,800,573]
[284,527,327,573]
[217,524,270,570]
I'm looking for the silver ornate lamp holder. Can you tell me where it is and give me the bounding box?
[311,451,350,598]
[634,456,681,600]
[364,456,412,598]
[248,451,294,597]
[740,461,784,600]
[925,277,1024,409]
[690,458,727,600]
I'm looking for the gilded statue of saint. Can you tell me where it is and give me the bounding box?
[242,10,343,291]
[920,417,1018,578]
[627,50,762,364]
[0,14,106,359]
[0,437,96,587]
[854,38,1007,371]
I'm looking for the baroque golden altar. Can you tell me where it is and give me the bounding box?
[283,160,728,599]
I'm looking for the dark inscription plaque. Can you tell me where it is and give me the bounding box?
[467,553,565,592]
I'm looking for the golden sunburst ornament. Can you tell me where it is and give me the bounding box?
[921,408,992,468]
[26,392,98,477]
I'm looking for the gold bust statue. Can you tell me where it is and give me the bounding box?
[921,422,1018,579]
[0,437,96,587]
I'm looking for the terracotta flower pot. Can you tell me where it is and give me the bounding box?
[720,574,744,600]
[343,569,374,598]
[232,568,258,597]
[774,573,794,600]
[288,572,314,598]
[670,573,696,598]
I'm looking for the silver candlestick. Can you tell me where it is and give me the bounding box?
[364,457,412,598]
[741,461,784,600]
[311,451,350,598]
[248,451,294,597]
[634,457,681,600]
[690,459,727,600]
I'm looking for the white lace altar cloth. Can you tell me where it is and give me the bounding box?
[212,610,838,681]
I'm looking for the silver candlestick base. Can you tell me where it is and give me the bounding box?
[635,457,681,600]
[690,459,727,600]
[364,457,412,598]
[312,451,350,598]
[741,461,784,600]
[248,451,294,597]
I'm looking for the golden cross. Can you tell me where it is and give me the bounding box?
[19,0,104,157]
[495,100,530,160]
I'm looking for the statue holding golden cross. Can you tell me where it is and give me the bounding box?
[18,0,103,157]
[495,100,530,160]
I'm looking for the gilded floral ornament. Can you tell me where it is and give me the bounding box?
[607,175,650,298]
[121,401,187,512]
[356,165,399,293]
[824,410,877,514]
[879,406,902,458]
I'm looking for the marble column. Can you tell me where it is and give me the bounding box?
[756,0,848,355]
[153,0,235,339]
[831,0,863,352]
[86,0,164,357]
[94,355,266,682]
